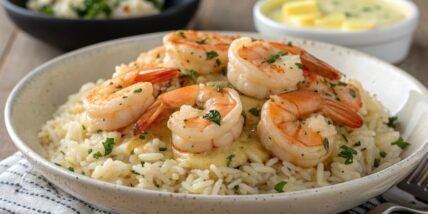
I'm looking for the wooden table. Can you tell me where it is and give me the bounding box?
[0,0,427,160]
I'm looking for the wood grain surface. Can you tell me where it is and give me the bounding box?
[0,0,427,160]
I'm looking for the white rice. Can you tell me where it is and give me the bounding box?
[38,81,405,195]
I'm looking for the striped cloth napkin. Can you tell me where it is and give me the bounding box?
[0,152,384,214]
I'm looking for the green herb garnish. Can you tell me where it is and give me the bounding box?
[226,154,235,167]
[68,167,74,172]
[159,147,167,152]
[139,133,146,140]
[263,51,287,64]
[323,138,329,151]
[206,51,219,60]
[248,107,260,117]
[216,59,222,66]
[93,151,102,159]
[177,31,186,38]
[387,116,398,129]
[288,41,293,46]
[40,6,54,16]
[380,151,387,158]
[131,170,140,175]
[203,110,222,125]
[392,137,409,150]
[374,158,380,167]
[54,163,62,167]
[88,149,93,154]
[349,89,356,98]
[102,138,115,155]
[215,84,225,92]
[82,125,86,131]
[134,88,143,93]
[353,141,361,147]
[295,62,303,69]
[196,39,206,44]
[141,161,145,167]
[338,145,357,165]
[274,181,287,193]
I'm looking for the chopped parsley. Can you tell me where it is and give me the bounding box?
[196,39,206,44]
[206,51,219,60]
[216,58,222,66]
[54,163,62,167]
[226,154,235,167]
[349,89,356,98]
[93,151,102,159]
[179,70,196,84]
[131,170,140,175]
[337,81,348,86]
[323,138,329,151]
[88,149,93,154]
[288,41,293,46]
[263,51,287,64]
[40,6,54,16]
[68,167,74,172]
[374,158,380,168]
[139,133,146,140]
[342,134,348,142]
[203,109,222,125]
[82,125,86,131]
[96,129,102,133]
[274,181,287,193]
[338,145,357,165]
[159,147,167,152]
[141,161,145,167]
[295,62,303,69]
[380,151,387,158]
[392,137,409,150]
[115,85,123,89]
[387,116,398,129]
[102,138,115,155]
[353,141,361,147]
[177,31,186,38]
[133,88,143,93]
[215,84,225,92]
[248,107,260,117]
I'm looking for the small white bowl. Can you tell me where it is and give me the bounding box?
[5,32,428,213]
[254,0,419,63]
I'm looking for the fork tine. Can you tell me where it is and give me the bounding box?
[407,154,428,184]
[419,169,428,189]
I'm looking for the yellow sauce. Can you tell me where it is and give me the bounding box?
[123,93,271,170]
[263,0,407,31]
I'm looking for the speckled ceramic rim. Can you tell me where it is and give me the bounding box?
[254,0,420,45]
[5,31,428,202]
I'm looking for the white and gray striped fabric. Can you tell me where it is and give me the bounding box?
[0,153,383,214]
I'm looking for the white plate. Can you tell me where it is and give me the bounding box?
[5,32,428,213]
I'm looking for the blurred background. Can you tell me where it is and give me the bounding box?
[0,0,427,160]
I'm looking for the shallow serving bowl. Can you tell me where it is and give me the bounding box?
[5,32,428,213]
[254,0,419,63]
[1,0,200,50]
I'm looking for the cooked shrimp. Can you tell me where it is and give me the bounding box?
[163,30,239,75]
[83,67,180,131]
[134,84,244,153]
[257,90,363,167]
[299,70,363,112]
[227,37,341,99]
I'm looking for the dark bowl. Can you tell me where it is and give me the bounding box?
[1,0,200,50]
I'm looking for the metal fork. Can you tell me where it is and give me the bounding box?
[368,154,428,214]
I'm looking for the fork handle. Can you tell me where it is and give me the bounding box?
[368,202,428,214]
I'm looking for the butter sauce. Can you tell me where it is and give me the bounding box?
[263,0,407,31]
